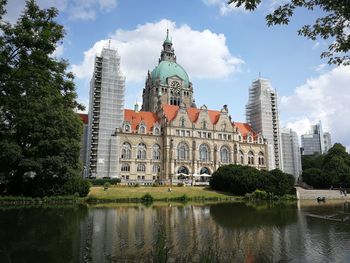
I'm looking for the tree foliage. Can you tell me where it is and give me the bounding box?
[302,143,350,188]
[0,0,85,196]
[210,165,295,196]
[227,0,350,65]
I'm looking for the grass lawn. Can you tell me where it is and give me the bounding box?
[88,186,237,202]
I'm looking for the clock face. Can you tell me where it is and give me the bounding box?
[171,81,181,89]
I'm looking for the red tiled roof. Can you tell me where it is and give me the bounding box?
[162,104,179,121]
[78,113,88,124]
[124,109,158,133]
[234,122,257,137]
[162,104,221,124]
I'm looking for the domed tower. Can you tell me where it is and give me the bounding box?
[142,30,194,112]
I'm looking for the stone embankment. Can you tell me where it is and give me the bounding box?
[296,187,350,200]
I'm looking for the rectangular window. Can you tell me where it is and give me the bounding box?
[142,176,145,180]
[208,133,211,139]
[203,132,207,138]
[219,134,222,140]
[223,134,227,140]
[198,132,201,138]
[186,131,190,137]
[176,130,180,136]
[228,135,231,140]
[181,130,185,137]
[126,175,129,180]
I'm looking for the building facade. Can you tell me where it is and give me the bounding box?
[280,128,302,181]
[113,32,269,183]
[245,78,283,170]
[301,121,331,155]
[86,47,126,178]
[323,132,332,153]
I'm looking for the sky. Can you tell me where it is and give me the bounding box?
[4,0,350,150]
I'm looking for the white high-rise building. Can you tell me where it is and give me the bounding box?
[87,47,125,178]
[246,78,283,170]
[323,132,332,153]
[280,128,302,181]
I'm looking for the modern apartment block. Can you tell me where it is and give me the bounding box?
[301,121,332,155]
[280,128,302,180]
[246,78,283,170]
[86,47,125,178]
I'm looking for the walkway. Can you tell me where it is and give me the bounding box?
[296,187,350,200]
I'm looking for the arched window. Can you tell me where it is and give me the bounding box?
[200,167,211,175]
[199,144,210,162]
[121,163,130,172]
[180,117,185,127]
[248,151,255,165]
[177,142,189,160]
[152,144,161,160]
[178,166,189,175]
[238,135,242,142]
[139,125,146,134]
[152,164,160,173]
[124,123,131,133]
[258,152,265,165]
[201,120,207,129]
[121,142,131,159]
[153,127,160,135]
[137,163,146,172]
[137,143,147,159]
[239,150,244,164]
[220,146,230,164]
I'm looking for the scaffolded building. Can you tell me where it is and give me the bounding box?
[246,78,283,170]
[86,47,125,178]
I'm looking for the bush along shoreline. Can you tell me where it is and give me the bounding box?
[210,164,296,198]
[0,195,84,206]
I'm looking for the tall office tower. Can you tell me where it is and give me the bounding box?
[246,78,283,170]
[323,132,332,153]
[301,121,324,155]
[280,128,302,181]
[87,47,125,178]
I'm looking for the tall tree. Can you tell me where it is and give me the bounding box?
[227,0,350,66]
[0,0,84,196]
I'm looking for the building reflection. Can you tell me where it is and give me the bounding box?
[82,202,350,262]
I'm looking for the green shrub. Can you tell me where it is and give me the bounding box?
[152,182,160,187]
[179,194,189,201]
[104,182,110,191]
[177,182,184,187]
[210,164,295,196]
[88,178,120,186]
[141,193,154,202]
[62,177,91,197]
[134,183,140,187]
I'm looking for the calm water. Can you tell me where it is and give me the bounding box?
[1,201,350,262]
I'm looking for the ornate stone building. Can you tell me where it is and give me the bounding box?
[114,31,269,184]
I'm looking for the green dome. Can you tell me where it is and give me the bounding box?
[151,61,189,88]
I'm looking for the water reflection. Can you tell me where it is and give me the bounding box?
[1,202,350,262]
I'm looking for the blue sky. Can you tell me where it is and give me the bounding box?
[5,0,350,149]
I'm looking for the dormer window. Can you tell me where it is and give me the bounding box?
[153,127,160,135]
[138,123,146,134]
[123,122,131,133]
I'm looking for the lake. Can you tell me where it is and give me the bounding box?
[1,201,350,262]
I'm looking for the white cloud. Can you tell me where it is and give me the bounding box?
[71,19,244,82]
[312,63,327,72]
[52,44,64,58]
[202,0,247,15]
[2,0,116,23]
[281,66,350,149]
